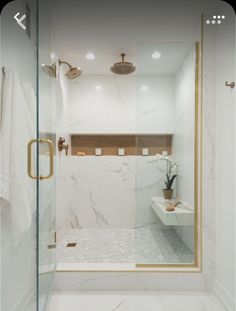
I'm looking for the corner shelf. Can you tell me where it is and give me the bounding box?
[150,197,194,226]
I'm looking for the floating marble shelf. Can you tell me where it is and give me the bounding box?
[150,197,194,226]
[70,134,172,156]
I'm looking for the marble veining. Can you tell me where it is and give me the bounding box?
[48,292,227,311]
[56,156,168,232]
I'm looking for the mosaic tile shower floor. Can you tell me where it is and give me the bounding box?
[57,226,194,264]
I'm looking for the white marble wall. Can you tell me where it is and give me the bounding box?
[214,5,236,310]
[172,47,196,251]
[136,75,175,134]
[61,75,174,134]
[57,73,176,233]
[57,156,136,231]
[201,16,218,292]
[172,47,195,209]
[57,156,168,233]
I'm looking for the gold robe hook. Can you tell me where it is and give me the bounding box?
[225,81,235,89]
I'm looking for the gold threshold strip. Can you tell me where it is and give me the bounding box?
[56,264,201,273]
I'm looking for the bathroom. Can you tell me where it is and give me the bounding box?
[0,0,235,310]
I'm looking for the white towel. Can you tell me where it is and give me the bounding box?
[0,68,35,236]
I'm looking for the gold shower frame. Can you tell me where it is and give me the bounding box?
[57,20,203,274]
[135,40,202,272]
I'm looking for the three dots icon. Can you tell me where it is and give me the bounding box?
[206,15,225,25]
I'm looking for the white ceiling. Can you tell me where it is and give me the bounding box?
[49,0,203,75]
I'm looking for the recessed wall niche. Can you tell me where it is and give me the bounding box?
[70,134,172,156]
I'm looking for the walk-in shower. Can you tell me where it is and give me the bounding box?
[1,0,235,310]
[55,40,200,271]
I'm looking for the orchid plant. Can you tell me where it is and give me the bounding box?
[151,154,178,190]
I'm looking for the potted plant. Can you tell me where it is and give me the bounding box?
[163,172,177,200]
[150,154,178,200]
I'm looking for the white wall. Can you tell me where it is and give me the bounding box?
[57,153,177,235]
[173,48,195,209]
[57,156,136,231]
[214,3,236,310]
[57,73,175,233]
[172,48,196,251]
[61,74,174,134]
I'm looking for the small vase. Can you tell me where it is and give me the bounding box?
[163,189,173,200]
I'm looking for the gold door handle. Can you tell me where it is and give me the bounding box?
[39,139,54,180]
[27,139,37,180]
[27,138,54,180]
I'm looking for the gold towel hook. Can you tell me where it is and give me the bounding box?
[225,81,235,89]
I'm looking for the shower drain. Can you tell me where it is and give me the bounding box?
[66,242,77,248]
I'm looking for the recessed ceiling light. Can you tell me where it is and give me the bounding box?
[95,85,102,90]
[152,51,161,59]
[141,85,148,91]
[86,52,96,60]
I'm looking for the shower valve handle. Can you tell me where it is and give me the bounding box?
[58,137,69,155]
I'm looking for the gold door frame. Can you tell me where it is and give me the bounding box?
[136,40,202,271]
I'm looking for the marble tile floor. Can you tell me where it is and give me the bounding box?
[48,292,227,311]
[57,226,194,265]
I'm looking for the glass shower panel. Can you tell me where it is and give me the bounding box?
[38,0,57,309]
[135,42,197,266]
[0,0,38,310]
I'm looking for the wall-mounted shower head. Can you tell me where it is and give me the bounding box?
[59,59,82,79]
[110,53,136,75]
[41,63,57,78]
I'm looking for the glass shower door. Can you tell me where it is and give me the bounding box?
[0,0,38,310]
[135,41,200,267]
[1,0,57,310]
[37,0,57,310]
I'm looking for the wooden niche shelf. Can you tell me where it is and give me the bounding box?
[71,134,172,156]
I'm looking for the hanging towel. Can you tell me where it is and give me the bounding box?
[21,81,37,129]
[0,67,35,236]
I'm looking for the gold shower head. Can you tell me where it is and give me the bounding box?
[59,59,82,79]
[41,63,57,78]
[110,53,136,75]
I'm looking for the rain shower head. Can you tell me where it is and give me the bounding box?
[59,59,82,79]
[41,63,57,78]
[110,53,136,75]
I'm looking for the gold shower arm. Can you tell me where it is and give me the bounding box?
[58,59,72,68]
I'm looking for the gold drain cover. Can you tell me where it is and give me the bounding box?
[66,242,77,248]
